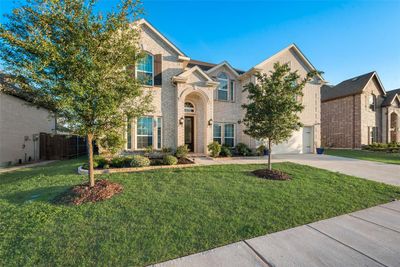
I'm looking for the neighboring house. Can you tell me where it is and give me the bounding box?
[125,19,325,155]
[321,71,400,148]
[0,75,56,167]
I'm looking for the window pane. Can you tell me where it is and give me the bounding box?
[213,138,222,144]
[157,118,162,149]
[137,116,153,149]
[224,138,234,148]
[137,71,153,86]
[184,102,195,113]
[127,118,132,149]
[137,54,153,72]
[218,90,228,101]
[224,124,234,138]
[213,124,222,138]
[230,80,235,101]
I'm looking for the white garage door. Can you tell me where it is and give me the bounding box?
[272,129,302,154]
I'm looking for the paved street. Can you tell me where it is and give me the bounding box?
[152,201,400,267]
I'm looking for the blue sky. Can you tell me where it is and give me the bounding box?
[1,0,399,90]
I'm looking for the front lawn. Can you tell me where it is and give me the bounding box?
[1,159,399,266]
[325,149,400,165]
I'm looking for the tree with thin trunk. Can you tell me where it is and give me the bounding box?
[0,0,152,187]
[242,62,321,170]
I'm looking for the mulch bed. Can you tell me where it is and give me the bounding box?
[54,179,123,205]
[252,169,291,180]
[178,157,195,164]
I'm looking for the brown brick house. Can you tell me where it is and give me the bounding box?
[321,72,400,148]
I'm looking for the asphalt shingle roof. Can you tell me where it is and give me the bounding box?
[321,71,375,102]
[187,59,246,75]
[382,88,400,107]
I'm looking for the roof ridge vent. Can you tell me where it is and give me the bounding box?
[351,77,359,81]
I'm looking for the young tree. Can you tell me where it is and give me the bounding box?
[242,62,321,170]
[0,0,152,187]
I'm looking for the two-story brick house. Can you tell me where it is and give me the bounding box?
[126,19,325,155]
[321,71,400,148]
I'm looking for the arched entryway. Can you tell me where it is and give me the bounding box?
[183,92,208,153]
[390,112,399,142]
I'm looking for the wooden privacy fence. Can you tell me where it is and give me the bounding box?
[40,133,87,160]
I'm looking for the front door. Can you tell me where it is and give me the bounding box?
[184,116,194,152]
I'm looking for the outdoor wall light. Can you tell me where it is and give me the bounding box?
[179,117,184,125]
[208,119,213,126]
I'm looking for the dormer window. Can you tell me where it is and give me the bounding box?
[136,53,154,86]
[369,94,376,111]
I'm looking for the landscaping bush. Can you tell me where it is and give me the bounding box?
[163,155,178,165]
[93,155,108,168]
[110,157,126,168]
[175,145,189,159]
[362,142,400,153]
[220,145,232,157]
[130,155,150,167]
[162,147,172,154]
[208,141,221,157]
[235,143,252,156]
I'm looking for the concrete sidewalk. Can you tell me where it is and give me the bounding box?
[0,160,56,174]
[152,201,400,267]
[195,154,400,186]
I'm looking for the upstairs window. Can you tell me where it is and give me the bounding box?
[217,72,229,101]
[136,53,154,86]
[369,94,376,111]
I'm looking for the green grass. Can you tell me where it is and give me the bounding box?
[1,159,399,266]
[325,149,400,165]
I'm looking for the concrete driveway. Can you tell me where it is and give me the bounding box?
[196,154,400,186]
[152,201,400,267]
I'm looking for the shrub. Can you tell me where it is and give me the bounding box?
[93,155,108,168]
[175,145,189,159]
[162,147,172,154]
[256,145,266,156]
[163,155,178,165]
[208,141,222,157]
[220,145,232,157]
[235,143,252,156]
[110,157,126,168]
[98,131,124,155]
[103,164,110,169]
[130,155,150,167]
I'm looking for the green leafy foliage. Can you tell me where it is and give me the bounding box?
[130,155,150,167]
[162,155,178,165]
[93,155,109,168]
[98,131,125,156]
[235,143,252,156]
[0,0,153,185]
[242,62,321,169]
[207,141,222,157]
[256,145,266,156]
[220,145,232,157]
[175,145,189,159]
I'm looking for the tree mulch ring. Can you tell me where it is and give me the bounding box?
[252,169,291,180]
[178,157,195,164]
[54,179,123,205]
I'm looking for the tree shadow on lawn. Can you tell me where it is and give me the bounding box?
[0,159,84,185]
[1,185,70,205]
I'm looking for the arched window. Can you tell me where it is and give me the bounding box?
[217,72,229,101]
[184,102,195,113]
[136,53,154,86]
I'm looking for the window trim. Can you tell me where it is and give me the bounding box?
[230,80,235,102]
[135,116,154,150]
[135,52,154,87]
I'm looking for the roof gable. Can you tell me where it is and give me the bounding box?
[137,19,186,57]
[205,61,240,77]
[243,44,325,81]
[382,88,400,107]
[321,72,385,102]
